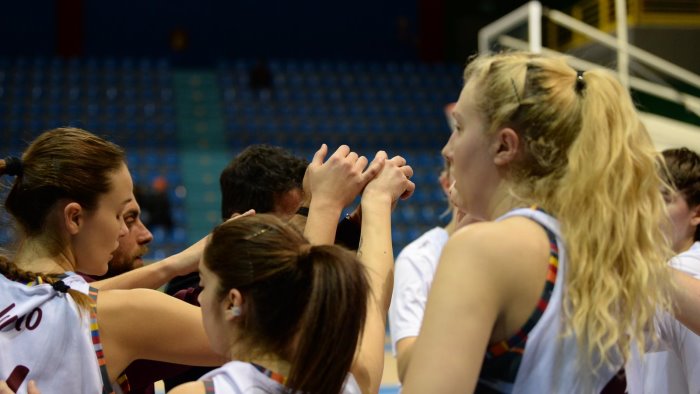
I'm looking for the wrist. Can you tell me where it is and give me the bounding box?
[309,196,344,216]
[361,190,393,207]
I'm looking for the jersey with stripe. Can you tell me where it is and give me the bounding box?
[476,208,619,393]
[199,360,361,393]
[0,272,113,394]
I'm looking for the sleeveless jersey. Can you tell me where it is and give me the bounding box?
[199,360,361,393]
[476,208,619,393]
[0,272,113,394]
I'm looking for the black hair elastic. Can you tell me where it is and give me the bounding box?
[3,156,23,177]
[575,70,586,94]
[51,280,70,293]
[295,206,309,217]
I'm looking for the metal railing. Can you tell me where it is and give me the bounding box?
[478,0,700,117]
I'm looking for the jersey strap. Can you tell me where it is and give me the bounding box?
[87,286,115,394]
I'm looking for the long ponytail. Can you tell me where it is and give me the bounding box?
[205,214,369,393]
[287,245,369,393]
[553,69,673,369]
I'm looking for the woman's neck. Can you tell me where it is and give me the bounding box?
[15,237,74,275]
[248,355,291,377]
[676,237,696,254]
[444,206,461,236]
[487,188,525,221]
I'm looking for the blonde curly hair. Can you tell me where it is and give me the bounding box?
[464,52,674,372]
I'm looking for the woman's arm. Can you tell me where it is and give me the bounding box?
[93,211,254,291]
[90,247,202,291]
[401,223,512,393]
[351,152,414,394]
[302,144,382,245]
[672,269,700,335]
[167,381,207,394]
[97,289,226,382]
[401,217,551,393]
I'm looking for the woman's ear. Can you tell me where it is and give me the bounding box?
[690,204,700,228]
[63,202,83,235]
[225,288,244,321]
[492,127,520,166]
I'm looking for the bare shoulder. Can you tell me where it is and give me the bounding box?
[168,381,207,394]
[444,217,551,284]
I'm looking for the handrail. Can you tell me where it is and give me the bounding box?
[498,35,700,117]
[614,0,630,90]
[478,1,542,54]
[478,0,700,122]
[545,8,700,90]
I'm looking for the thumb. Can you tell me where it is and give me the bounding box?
[310,144,328,167]
[362,153,386,182]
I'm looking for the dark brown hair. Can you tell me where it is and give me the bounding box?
[0,127,125,307]
[204,214,369,393]
[2,127,125,236]
[219,144,307,220]
[663,147,700,241]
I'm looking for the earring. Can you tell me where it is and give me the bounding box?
[229,305,242,317]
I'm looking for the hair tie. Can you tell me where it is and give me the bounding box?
[575,70,586,94]
[3,156,23,177]
[51,280,70,293]
[297,244,313,271]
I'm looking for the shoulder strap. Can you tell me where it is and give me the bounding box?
[486,221,560,358]
[203,378,216,393]
[87,286,115,394]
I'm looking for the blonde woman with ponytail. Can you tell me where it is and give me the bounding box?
[402,52,699,393]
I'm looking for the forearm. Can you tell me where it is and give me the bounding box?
[397,341,415,383]
[672,269,700,335]
[92,254,186,290]
[351,194,394,394]
[304,197,343,245]
[359,195,394,310]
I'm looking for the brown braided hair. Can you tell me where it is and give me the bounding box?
[0,255,92,310]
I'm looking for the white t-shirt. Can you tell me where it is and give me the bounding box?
[0,272,108,394]
[388,227,449,355]
[199,360,361,393]
[627,241,700,394]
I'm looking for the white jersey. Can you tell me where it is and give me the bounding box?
[0,272,111,394]
[626,241,700,394]
[199,360,361,393]
[477,208,619,393]
[388,227,448,355]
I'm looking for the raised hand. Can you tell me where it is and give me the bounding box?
[173,209,257,276]
[304,144,384,211]
[363,151,415,206]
